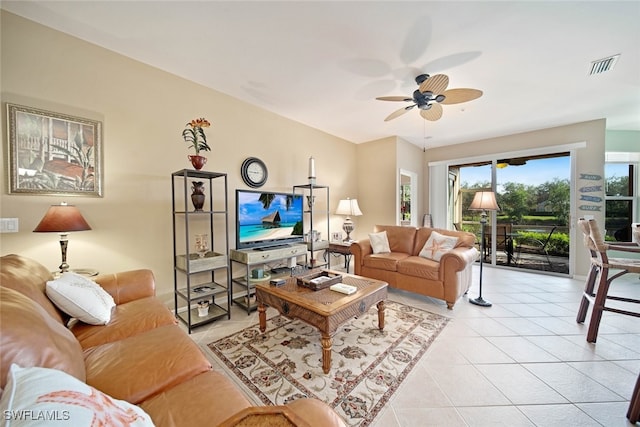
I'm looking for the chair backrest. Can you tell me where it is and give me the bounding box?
[577,218,614,269]
[491,223,511,249]
[578,218,606,252]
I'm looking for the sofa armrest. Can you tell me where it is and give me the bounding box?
[94,269,156,305]
[350,240,372,275]
[440,247,479,279]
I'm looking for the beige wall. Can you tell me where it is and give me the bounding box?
[355,137,397,235]
[0,11,358,299]
[423,119,606,277]
[355,136,426,234]
[397,138,424,224]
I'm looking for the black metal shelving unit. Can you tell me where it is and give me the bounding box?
[171,169,231,333]
[293,183,330,268]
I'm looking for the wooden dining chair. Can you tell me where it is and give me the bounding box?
[576,218,640,342]
[629,371,640,423]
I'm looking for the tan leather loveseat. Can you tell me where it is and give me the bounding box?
[351,225,478,309]
[0,254,345,427]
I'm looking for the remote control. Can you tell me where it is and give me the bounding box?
[270,279,286,286]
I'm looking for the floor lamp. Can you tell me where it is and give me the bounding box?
[469,191,499,307]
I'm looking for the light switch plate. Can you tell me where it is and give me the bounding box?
[0,218,19,233]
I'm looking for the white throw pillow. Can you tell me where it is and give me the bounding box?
[0,364,154,427]
[419,230,459,261]
[369,231,391,254]
[46,272,115,325]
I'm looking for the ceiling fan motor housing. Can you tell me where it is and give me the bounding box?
[413,89,444,109]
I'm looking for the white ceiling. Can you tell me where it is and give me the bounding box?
[3,1,639,148]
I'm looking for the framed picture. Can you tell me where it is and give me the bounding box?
[7,103,103,197]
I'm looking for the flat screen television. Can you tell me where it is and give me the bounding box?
[235,189,304,250]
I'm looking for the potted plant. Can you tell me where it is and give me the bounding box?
[182,117,211,170]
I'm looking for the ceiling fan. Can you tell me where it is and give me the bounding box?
[376,74,483,122]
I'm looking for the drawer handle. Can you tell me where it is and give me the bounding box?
[261,254,270,259]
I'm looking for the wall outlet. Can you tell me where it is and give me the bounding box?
[0,218,19,233]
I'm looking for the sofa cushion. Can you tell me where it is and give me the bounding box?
[369,231,391,254]
[46,272,116,325]
[419,230,459,261]
[373,225,417,254]
[84,324,211,404]
[70,296,177,349]
[140,371,251,427]
[363,252,409,272]
[94,269,157,305]
[0,364,153,426]
[0,254,68,324]
[413,227,475,255]
[0,287,86,390]
[397,256,441,281]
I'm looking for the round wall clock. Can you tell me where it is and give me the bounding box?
[240,157,268,188]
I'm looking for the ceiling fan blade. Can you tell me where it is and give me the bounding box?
[376,96,413,102]
[441,88,483,104]
[418,74,449,95]
[420,103,443,121]
[385,105,415,121]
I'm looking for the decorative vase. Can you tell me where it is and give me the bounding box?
[197,302,209,317]
[191,181,205,211]
[188,154,207,170]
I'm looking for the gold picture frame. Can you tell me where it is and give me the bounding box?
[7,103,103,197]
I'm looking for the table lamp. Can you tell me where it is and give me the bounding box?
[336,198,363,242]
[33,202,92,274]
[468,191,499,307]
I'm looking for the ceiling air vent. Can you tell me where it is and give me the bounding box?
[589,54,620,75]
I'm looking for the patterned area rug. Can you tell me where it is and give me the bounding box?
[206,301,449,427]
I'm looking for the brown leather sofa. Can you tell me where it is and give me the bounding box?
[352,225,479,309]
[0,254,346,427]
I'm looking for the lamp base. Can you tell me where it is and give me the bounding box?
[469,296,492,307]
[342,219,354,242]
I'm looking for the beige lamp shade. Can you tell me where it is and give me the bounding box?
[335,198,363,217]
[469,191,499,211]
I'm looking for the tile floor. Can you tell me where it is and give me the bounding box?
[186,265,640,427]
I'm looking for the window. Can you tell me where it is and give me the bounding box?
[605,163,636,241]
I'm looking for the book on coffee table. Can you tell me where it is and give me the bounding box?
[329,283,357,295]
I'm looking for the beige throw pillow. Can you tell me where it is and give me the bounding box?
[46,272,115,325]
[419,230,458,261]
[0,364,154,426]
[369,231,391,254]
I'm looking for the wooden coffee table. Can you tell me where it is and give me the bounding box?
[255,271,388,374]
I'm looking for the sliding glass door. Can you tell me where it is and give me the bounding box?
[451,152,571,274]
